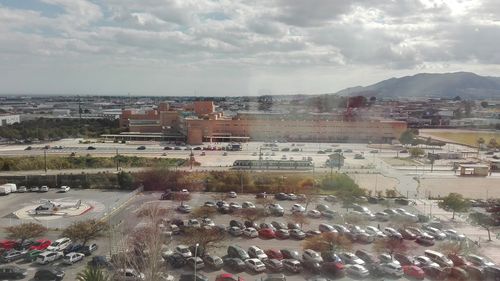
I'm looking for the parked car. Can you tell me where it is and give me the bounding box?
[422,265,449,280]
[403,265,425,280]
[280,249,300,261]
[187,257,205,269]
[1,250,27,263]
[263,259,283,272]
[36,251,64,265]
[443,229,466,240]
[303,260,322,273]
[215,273,243,281]
[34,268,65,281]
[394,253,416,266]
[175,245,192,258]
[276,229,290,239]
[424,250,453,267]
[245,258,266,272]
[63,252,85,265]
[243,228,258,238]
[228,191,237,198]
[63,243,83,255]
[414,256,440,268]
[112,268,146,281]
[259,228,276,239]
[416,234,435,246]
[177,204,192,213]
[0,265,27,280]
[24,250,43,262]
[179,273,208,281]
[59,186,70,193]
[203,255,223,269]
[321,262,345,276]
[227,245,249,260]
[339,252,365,265]
[88,255,112,268]
[29,239,52,251]
[355,250,376,265]
[47,238,71,252]
[80,243,98,256]
[248,246,268,261]
[289,229,306,240]
[282,259,302,273]
[467,254,496,267]
[303,249,323,263]
[346,264,370,278]
[223,258,246,272]
[291,204,306,213]
[379,262,404,277]
[265,249,283,260]
[307,210,322,218]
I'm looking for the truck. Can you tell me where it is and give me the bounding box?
[0,185,12,195]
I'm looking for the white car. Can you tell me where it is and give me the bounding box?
[346,264,370,278]
[36,251,64,265]
[201,218,215,228]
[379,262,403,277]
[339,252,365,265]
[245,258,266,272]
[248,246,268,260]
[47,238,72,252]
[307,210,321,218]
[187,219,201,228]
[379,253,400,265]
[303,249,323,263]
[59,186,70,192]
[113,269,145,281]
[291,204,306,213]
[40,185,49,192]
[243,227,258,238]
[414,256,440,268]
[424,226,447,240]
[443,229,466,240]
[383,227,402,239]
[175,245,192,258]
[242,202,256,208]
[365,226,386,238]
[227,191,237,198]
[63,252,85,265]
[180,189,189,195]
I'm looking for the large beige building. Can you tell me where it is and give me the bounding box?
[118,101,407,145]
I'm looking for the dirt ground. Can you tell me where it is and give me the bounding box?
[420,128,500,147]
[420,177,500,199]
[350,173,399,194]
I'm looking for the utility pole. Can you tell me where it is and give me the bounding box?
[44,149,47,173]
[115,149,119,171]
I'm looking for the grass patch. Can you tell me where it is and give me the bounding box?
[383,157,418,166]
[425,131,500,147]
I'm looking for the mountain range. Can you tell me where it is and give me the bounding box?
[335,72,500,99]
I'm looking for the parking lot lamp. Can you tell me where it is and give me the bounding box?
[194,243,199,281]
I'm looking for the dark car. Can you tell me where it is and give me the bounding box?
[322,251,342,263]
[166,253,186,268]
[34,268,65,281]
[87,256,112,268]
[87,146,96,150]
[315,204,330,212]
[80,243,98,256]
[63,243,83,255]
[399,228,418,240]
[275,193,289,200]
[450,267,469,281]
[303,260,322,273]
[229,220,244,229]
[164,146,173,150]
[394,253,416,266]
[223,258,246,272]
[287,223,300,230]
[179,273,209,281]
[0,265,27,280]
[321,262,345,277]
[280,249,301,261]
[244,221,259,230]
[256,192,267,199]
[355,250,376,265]
[463,265,485,281]
[137,146,146,150]
[263,259,283,272]
[160,190,174,200]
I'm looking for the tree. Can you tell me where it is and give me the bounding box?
[385,189,398,198]
[235,208,267,223]
[438,241,477,256]
[302,232,352,253]
[343,212,366,225]
[488,138,498,149]
[77,266,109,281]
[62,219,109,246]
[289,212,310,229]
[173,192,191,205]
[481,101,489,108]
[477,137,485,153]
[181,227,226,254]
[399,130,416,146]
[190,206,217,219]
[373,237,411,260]
[409,147,425,158]
[469,212,496,241]
[438,193,469,220]
[117,171,134,190]
[254,197,276,208]
[6,223,47,246]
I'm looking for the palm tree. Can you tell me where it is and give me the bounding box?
[76,267,109,281]
[477,137,485,154]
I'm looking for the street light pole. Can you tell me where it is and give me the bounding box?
[194,243,199,281]
[44,149,47,173]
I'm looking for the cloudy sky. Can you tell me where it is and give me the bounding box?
[1,0,500,96]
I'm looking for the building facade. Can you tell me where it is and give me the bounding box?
[0,114,20,126]
[119,102,407,145]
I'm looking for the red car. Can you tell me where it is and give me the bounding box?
[0,240,17,250]
[264,249,283,260]
[403,265,425,280]
[321,262,345,276]
[259,228,276,239]
[215,273,244,281]
[29,239,51,251]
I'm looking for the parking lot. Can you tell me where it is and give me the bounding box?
[112,191,492,281]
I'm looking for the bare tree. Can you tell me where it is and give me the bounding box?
[438,241,478,256]
[234,208,267,224]
[254,197,276,208]
[373,237,412,259]
[62,219,109,246]
[181,227,226,255]
[289,212,310,229]
[190,206,217,219]
[6,223,47,246]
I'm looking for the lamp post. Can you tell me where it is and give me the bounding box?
[193,243,199,281]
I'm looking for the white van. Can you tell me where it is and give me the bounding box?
[424,250,453,267]
[36,251,64,265]
[47,238,72,252]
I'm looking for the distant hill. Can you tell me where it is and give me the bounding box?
[335,72,500,99]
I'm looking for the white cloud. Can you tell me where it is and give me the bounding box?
[1,0,500,95]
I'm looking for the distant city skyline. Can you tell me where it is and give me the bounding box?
[1,0,500,96]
